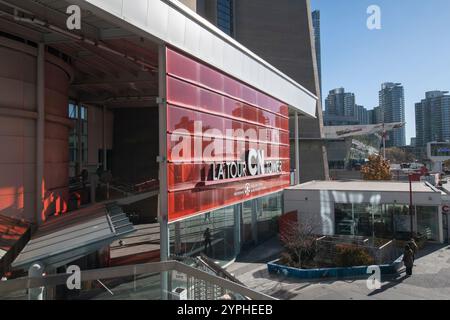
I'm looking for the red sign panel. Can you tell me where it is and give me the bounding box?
[165,47,290,222]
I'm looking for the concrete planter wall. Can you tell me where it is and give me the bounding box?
[268,256,404,280]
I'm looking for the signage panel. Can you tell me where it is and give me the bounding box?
[165,48,290,221]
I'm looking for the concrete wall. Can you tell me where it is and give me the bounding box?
[232,0,328,182]
[0,37,71,222]
[284,187,443,242]
[178,0,197,12]
[234,0,316,94]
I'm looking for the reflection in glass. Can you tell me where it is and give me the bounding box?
[416,206,438,240]
[169,192,283,264]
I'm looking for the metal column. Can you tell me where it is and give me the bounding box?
[158,44,169,299]
[234,204,241,257]
[102,104,107,171]
[28,262,45,300]
[36,43,45,225]
[251,199,258,245]
[294,111,300,185]
[77,101,82,174]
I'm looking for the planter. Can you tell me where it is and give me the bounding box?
[267,255,403,280]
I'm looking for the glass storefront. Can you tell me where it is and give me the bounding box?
[169,192,283,264]
[416,206,439,241]
[334,203,439,241]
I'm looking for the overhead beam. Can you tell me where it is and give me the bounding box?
[0,17,44,42]
[75,41,140,77]
[44,28,136,44]
[71,73,156,87]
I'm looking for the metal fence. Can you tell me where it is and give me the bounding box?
[315,236,401,266]
[0,260,275,300]
[170,254,247,300]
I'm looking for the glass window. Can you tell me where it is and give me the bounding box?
[335,204,354,235]
[372,204,393,238]
[390,204,412,238]
[241,200,254,249]
[169,192,284,264]
[68,102,88,177]
[169,205,238,264]
[416,206,439,240]
[68,103,78,119]
[217,0,233,35]
[353,204,371,237]
[257,193,282,242]
[335,203,396,238]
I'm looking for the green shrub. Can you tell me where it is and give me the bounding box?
[334,244,375,267]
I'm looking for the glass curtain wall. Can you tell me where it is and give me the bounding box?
[335,203,413,239]
[257,194,282,243]
[68,102,88,177]
[416,206,439,240]
[169,192,283,264]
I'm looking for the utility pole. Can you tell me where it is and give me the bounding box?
[409,174,414,238]
[382,123,386,159]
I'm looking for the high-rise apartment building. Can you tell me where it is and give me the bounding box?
[180,0,329,182]
[415,91,450,148]
[325,88,355,117]
[323,88,372,126]
[379,83,406,147]
[355,104,370,125]
[312,10,322,95]
[369,106,383,125]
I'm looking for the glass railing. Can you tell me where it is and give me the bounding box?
[0,261,275,300]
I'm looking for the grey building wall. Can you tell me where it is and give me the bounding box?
[234,0,328,182]
[179,0,329,182]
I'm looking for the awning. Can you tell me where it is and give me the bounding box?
[12,202,135,270]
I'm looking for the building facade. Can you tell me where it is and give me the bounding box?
[379,82,406,147]
[180,0,329,183]
[285,181,445,243]
[324,88,370,126]
[312,10,322,96]
[0,0,321,273]
[415,91,450,151]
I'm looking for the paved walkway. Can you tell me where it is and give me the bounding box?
[227,243,450,300]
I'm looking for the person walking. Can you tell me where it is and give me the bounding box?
[402,245,414,276]
[203,228,212,255]
[408,238,418,262]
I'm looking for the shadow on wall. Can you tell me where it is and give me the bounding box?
[0,179,68,224]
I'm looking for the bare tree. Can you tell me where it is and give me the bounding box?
[280,218,318,268]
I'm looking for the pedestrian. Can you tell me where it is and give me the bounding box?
[203,228,212,255]
[402,245,414,276]
[408,238,418,262]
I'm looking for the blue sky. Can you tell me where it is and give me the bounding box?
[311,0,450,143]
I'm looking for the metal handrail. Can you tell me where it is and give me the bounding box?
[0,260,275,300]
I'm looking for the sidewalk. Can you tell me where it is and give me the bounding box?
[227,243,450,300]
